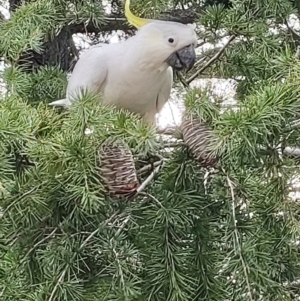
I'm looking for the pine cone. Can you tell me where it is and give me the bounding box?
[181,114,219,167]
[98,139,139,199]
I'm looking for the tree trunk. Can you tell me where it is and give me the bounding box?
[9,0,78,72]
[18,27,78,73]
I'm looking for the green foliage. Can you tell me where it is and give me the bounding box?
[184,88,220,123]
[3,65,67,102]
[0,0,65,61]
[197,0,300,100]
[0,92,158,300]
[0,0,105,63]
[216,79,300,168]
[1,0,300,300]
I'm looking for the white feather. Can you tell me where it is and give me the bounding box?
[50,21,197,124]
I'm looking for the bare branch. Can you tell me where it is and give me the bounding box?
[134,163,163,196]
[138,161,162,174]
[2,185,42,216]
[72,16,129,34]
[20,228,58,264]
[72,7,200,35]
[194,46,223,67]
[140,192,165,208]
[187,35,236,85]
[48,269,67,301]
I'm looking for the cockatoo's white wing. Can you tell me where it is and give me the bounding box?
[49,44,108,107]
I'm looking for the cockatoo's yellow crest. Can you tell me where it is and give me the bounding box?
[125,0,151,28]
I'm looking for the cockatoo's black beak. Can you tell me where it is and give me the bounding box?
[166,44,196,71]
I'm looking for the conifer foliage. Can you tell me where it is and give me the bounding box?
[2,0,300,300]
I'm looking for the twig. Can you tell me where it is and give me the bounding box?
[112,247,125,286]
[48,268,67,301]
[115,216,130,237]
[194,55,209,67]
[139,192,164,208]
[187,35,236,85]
[193,47,223,68]
[196,40,206,48]
[135,163,163,196]
[48,211,120,301]
[2,185,41,216]
[177,72,189,88]
[104,17,126,22]
[138,161,162,174]
[79,210,120,250]
[20,228,58,264]
[157,126,178,135]
[226,174,253,300]
[0,287,5,298]
[286,278,300,288]
[258,144,300,158]
[203,170,211,195]
[109,215,131,245]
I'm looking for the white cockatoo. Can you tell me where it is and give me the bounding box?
[49,0,197,124]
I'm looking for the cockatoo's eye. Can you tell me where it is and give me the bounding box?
[167,36,178,46]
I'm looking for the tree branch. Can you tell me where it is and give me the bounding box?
[2,185,42,216]
[71,7,200,35]
[138,161,162,175]
[133,162,163,197]
[187,35,236,85]
[72,16,130,34]
[226,174,253,301]
[48,269,67,301]
[20,228,58,264]
[47,210,120,301]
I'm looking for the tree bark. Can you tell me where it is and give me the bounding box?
[72,6,200,35]
[9,0,23,12]
[9,0,78,72]
[18,27,78,72]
